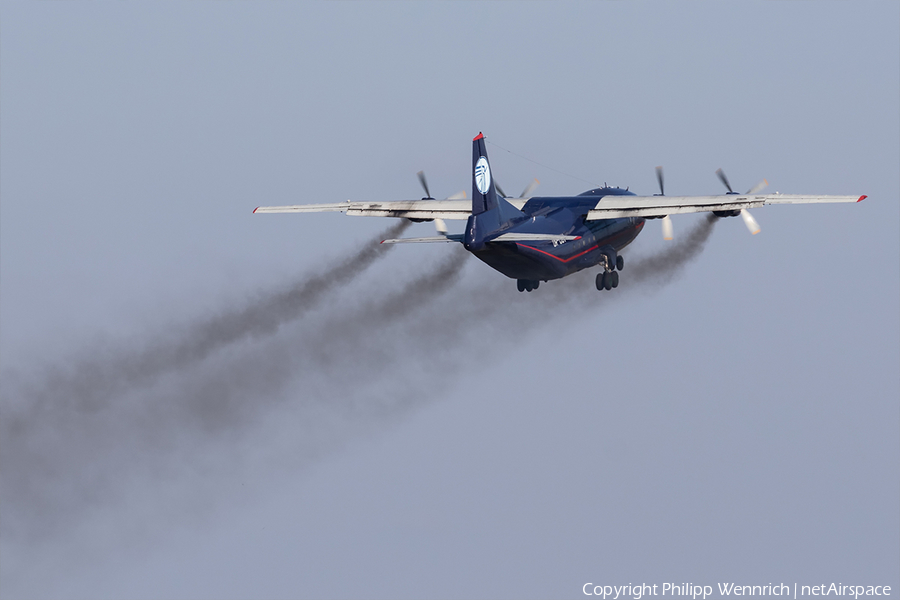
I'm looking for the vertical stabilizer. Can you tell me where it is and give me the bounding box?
[472,133,498,216]
[465,133,524,250]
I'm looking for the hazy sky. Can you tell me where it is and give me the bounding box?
[1,2,898,599]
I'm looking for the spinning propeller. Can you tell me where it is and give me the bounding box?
[520,179,540,199]
[416,170,434,200]
[715,168,768,235]
[654,166,674,241]
[495,178,540,199]
[653,166,768,239]
[416,170,466,200]
[416,170,466,235]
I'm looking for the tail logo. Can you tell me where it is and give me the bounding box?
[474,156,491,195]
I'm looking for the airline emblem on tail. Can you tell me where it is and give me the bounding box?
[474,156,491,194]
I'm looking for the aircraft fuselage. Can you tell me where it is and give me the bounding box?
[466,188,645,281]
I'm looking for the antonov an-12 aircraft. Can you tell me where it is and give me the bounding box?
[254,133,864,292]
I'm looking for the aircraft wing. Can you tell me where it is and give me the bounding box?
[585,194,865,220]
[253,194,864,221]
[253,200,476,220]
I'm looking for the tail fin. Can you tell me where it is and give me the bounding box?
[465,133,525,250]
[472,133,498,215]
[471,133,524,221]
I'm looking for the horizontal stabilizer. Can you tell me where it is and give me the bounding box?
[489,233,581,243]
[381,234,465,244]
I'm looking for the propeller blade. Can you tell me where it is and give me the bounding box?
[716,168,734,194]
[745,179,769,195]
[662,215,674,241]
[446,190,467,200]
[655,166,664,195]
[740,209,760,235]
[416,170,432,199]
[495,181,507,198]
[520,179,540,199]
[434,218,448,236]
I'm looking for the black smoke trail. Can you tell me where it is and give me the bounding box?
[6,220,410,417]
[0,248,469,541]
[0,215,719,553]
[627,214,720,285]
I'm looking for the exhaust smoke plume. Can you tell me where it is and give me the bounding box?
[7,220,410,416]
[1,246,467,540]
[1,215,718,557]
[627,214,719,285]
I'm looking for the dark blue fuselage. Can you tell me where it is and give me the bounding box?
[465,187,645,281]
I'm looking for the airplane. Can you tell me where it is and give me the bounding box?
[254,133,865,292]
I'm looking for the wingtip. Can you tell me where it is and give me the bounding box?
[253,207,259,213]
[473,132,484,141]
[858,195,867,202]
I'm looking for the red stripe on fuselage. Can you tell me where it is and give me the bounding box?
[516,243,599,263]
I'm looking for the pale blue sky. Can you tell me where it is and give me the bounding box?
[1,2,898,598]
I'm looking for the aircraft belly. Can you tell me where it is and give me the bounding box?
[470,244,568,280]
[471,237,605,280]
[469,217,645,281]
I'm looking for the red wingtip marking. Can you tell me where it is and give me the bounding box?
[857,195,867,202]
[253,207,259,213]
[473,132,484,141]
[379,240,385,244]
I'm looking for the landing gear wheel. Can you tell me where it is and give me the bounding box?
[517,279,526,292]
[525,281,534,292]
[596,272,614,291]
[616,255,624,271]
[533,280,540,290]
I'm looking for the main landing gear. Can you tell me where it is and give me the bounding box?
[517,279,541,292]
[596,271,619,290]
[595,254,624,292]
